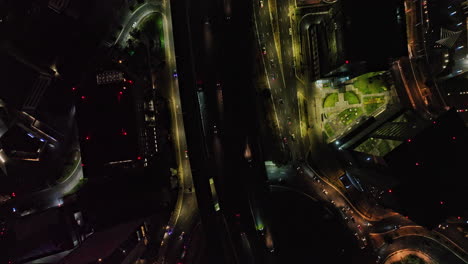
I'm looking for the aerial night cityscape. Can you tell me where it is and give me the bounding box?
[0,0,467,263]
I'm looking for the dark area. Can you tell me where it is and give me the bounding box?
[343,0,408,70]
[267,189,367,263]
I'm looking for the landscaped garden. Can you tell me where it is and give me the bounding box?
[338,107,363,125]
[323,93,339,108]
[324,123,335,137]
[363,95,386,114]
[354,137,402,156]
[344,91,360,105]
[352,71,389,94]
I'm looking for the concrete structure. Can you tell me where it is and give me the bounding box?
[96,71,125,85]
[298,0,346,82]
[333,107,468,228]
[58,219,149,264]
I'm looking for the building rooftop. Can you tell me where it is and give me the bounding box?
[58,219,144,264]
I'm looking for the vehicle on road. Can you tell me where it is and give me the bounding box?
[260,0,264,8]
[262,46,267,55]
[179,231,185,240]
[322,189,328,195]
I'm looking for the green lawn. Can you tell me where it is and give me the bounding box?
[338,107,364,125]
[352,71,389,94]
[354,137,402,156]
[344,91,360,104]
[364,103,382,114]
[363,95,385,114]
[323,93,339,108]
[324,123,335,137]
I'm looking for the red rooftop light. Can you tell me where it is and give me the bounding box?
[407,139,412,142]
[137,156,142,160]
[85,136,90,140]
[345,60,349,64]
[119,91,123,95]
[11,192,15,197]
[440,201,444,205]
[81,96,86,100]
[388,189,392,193]
[415,162,420,166]
[452,136,456,140]
[72,87,76,91]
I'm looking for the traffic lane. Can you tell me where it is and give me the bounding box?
[255,0,298,149]
[292,166,372,241]
[433,225,468,254]
[370,215,415,234]
[156,5,199,263]
[298,165,468,259]
[297,165,412,239]
[115,3,163,46]
[161,193,199,264]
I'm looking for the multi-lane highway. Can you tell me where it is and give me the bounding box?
[113,1,200,263]
[154,1,200,263]
[253,0,303,161]
[253,1,467,261]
